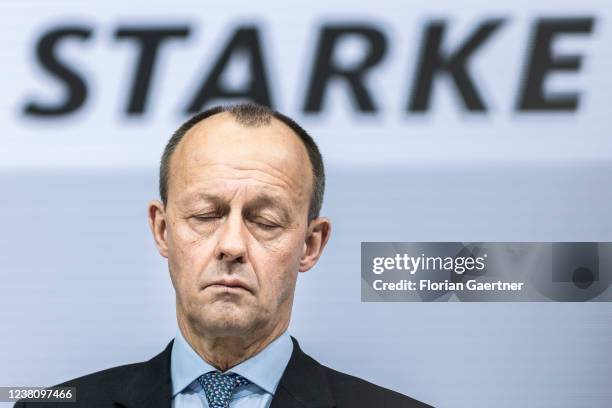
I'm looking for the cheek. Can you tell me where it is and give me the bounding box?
[251,239,302,298]
[166,221,214,290]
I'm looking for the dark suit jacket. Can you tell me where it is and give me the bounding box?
[14,337,432,408]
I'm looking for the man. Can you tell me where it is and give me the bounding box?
[15,103,431,408]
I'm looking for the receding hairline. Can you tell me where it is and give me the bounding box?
[166,110,314,205]
[183,109,304,144]
[173,110,312,171]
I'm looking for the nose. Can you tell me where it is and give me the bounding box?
[214,211,248,264]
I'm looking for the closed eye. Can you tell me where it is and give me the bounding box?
[194,215,222,221]
[257,223,278,230]
[251,219,280,230]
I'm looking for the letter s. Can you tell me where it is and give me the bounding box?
[24,25,92,117]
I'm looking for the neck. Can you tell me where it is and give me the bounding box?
[177,315,289,372]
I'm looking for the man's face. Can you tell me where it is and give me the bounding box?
[148,113,330,340]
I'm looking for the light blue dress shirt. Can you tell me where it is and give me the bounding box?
[170,328,293,408]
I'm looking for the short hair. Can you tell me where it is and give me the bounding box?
[159,103,325,222]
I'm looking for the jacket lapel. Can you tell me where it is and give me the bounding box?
[270,337,336,408]
[111,340,174,408]
[110,336,335,408]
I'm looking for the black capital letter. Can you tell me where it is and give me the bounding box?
[186,27,271,112]
[23,26,92,117]
[303,25,387,113]
[408,19,504,112]
[517,17,594,112]
[115,26,190,114]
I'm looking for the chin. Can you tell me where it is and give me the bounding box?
[195,304,256,335]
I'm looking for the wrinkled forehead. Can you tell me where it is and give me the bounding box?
[167,112,313,212]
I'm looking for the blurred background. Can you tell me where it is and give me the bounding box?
[1,0,611,407]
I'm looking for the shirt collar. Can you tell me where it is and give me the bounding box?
[170,327,293,397]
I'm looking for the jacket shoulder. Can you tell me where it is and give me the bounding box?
[321,364,433,408]
[57,359,148,389]
[13,362,146,408]
[13,340,174,408]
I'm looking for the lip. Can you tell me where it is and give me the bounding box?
[203,278,252,293]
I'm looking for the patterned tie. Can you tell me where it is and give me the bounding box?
[197,371,252,408]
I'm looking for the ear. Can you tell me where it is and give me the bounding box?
[299,217,331,272]
[148,200,169,258]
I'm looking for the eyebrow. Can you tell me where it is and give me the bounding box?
[179,192,225,208]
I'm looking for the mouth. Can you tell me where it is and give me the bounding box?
[203,279,252,294]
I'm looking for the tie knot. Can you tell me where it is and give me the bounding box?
[197,371,251,408]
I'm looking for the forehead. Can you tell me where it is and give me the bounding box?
[168,112,313,208]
